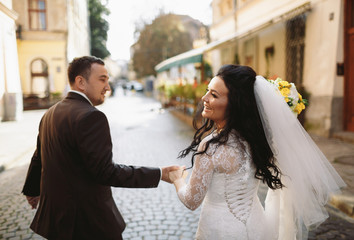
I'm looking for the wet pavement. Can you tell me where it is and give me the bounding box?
[0,89,353,239]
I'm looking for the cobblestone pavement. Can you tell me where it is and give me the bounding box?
[0,90,353,239]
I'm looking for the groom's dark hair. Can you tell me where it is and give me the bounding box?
[68,56,105,86]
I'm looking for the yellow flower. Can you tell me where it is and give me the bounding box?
[300,102,305,109]
[280,88,290,97]
[279,81,291,88]
[294,102,306,114]
[267,77,308,115]
[294,105,301,114]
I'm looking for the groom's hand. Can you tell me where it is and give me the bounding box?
[161,165,180,183]
[26,195,40,209]
[169,166,188,183]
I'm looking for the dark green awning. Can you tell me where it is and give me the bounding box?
[155,47,205,73]
[156,54,202,72]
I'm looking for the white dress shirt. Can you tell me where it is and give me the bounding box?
[69,90,93,106]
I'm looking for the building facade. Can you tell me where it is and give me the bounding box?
[208,0,352,136]
[0,0,22,121]
[156,0,353,137]
[13,0,90,107]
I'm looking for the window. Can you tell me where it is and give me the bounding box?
[286,14,306,87]
[28,0,46,30]
[31,59,49,98]
[243,37,257,70]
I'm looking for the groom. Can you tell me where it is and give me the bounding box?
[22,56,178,240]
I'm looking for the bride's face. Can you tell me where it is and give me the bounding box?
[202,76,229,128]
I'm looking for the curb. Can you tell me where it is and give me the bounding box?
[169,108,194,128]
[333,131,354,144]
[0,147,35,176]
[330,192,354,219]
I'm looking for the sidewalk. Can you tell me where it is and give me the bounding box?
[171,109,354,219]
[0,109,46,171]
[311,134,354,218]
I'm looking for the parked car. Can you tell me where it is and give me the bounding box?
[125,81,144,92]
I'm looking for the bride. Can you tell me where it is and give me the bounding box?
[169,64,346,240]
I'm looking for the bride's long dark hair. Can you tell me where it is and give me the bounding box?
[179,64,283,190]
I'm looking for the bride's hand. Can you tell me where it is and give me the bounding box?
[169,166,188,183]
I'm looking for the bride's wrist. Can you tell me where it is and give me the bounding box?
[173,178,185,189]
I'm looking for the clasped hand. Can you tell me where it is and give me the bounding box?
[169,166,188,183]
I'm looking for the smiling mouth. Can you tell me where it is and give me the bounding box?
[204,105,212,111]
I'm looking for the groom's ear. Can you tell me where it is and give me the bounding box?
[73,76,86,92]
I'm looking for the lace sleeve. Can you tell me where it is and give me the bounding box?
[177,138,215,210]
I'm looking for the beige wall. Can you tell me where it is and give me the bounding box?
[252,22,286,79]
[14,0,90,96]
[236,0,310,29]
[13,0,67,96]
[302,0,344,135]
[209,0,237,73]
[0,0,23,121]
[17,40,66,94]
[208,49,222,75]
[208,0,345,136]
[303,0,342,96]
[234,0,345,135]
[210,0,236,41]
[13,0,67,33]
[210,15,236,42]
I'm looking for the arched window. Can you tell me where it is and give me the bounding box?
[28,0,47,30]
[31,58,49,98]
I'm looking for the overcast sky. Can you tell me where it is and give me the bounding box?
[106,0,212,61]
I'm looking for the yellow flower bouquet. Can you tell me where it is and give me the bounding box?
[267,77,308,115]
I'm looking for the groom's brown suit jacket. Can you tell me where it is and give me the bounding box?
[22,92,161,240]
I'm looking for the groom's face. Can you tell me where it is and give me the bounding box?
[82,63,111,106]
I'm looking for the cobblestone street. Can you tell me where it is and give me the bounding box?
[101,91,200,239]
[0,90,353,239]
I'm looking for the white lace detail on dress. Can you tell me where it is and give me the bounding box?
[224,138,258,225]
[224,171,258,225]
[178,132,257,220]
[178,131,271,239]
[177,136,215,210]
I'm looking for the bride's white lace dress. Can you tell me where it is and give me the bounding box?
[178,131,275,240]
[175,76,346,239]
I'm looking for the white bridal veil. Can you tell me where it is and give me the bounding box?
[254,76,346,240]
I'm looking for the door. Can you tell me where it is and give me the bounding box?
[344,0,354,131]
